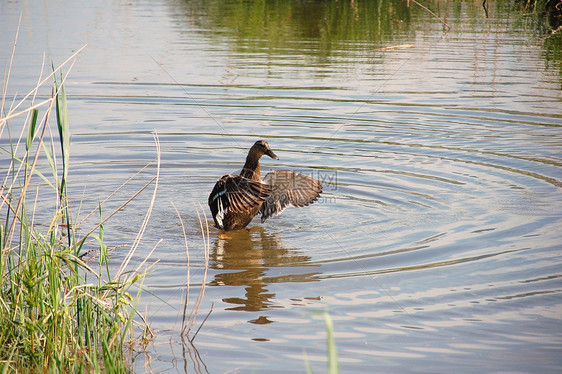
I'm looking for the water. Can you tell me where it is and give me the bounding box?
[1,0,561,372]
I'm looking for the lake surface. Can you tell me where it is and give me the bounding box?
[2,0,561,372]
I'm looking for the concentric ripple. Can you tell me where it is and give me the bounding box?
[2,0,560,372]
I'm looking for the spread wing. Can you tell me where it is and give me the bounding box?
[259,171,322,223]
[209,175,271,228]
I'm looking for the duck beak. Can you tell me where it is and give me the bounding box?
[265,149,279,160]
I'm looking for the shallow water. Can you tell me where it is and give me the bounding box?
[2,0,562,372]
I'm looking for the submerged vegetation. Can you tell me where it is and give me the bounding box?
[0,46,159,371]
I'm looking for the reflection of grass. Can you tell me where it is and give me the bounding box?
[519,0,561,16]
[0,44,158,371]
[178,0,413,57]
[516,0,562,32]
[305,311,340,374]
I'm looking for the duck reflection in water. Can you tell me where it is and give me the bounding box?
[209,227,319,319]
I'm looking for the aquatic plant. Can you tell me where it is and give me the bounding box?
[0,41,159,371]
[304,311,340,374]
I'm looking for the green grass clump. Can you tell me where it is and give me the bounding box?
[1,47,156,372]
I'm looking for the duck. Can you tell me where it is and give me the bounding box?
[208,140,322,232]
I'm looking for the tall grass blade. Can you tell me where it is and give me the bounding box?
[53,71,69,186]
[25,109,39,152]
[1,42,157,372]
[52,69,72,247]
[323,312,340,374]
[303,350,313,374]
[305,311,341,374]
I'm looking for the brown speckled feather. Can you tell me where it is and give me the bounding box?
[259,171,322,222]
[208,140,322,231]
[208,175,271,230]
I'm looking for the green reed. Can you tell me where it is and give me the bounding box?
[0,49,157,372]
[304,311,340,374]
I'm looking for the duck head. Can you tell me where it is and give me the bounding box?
[248,140,279,160]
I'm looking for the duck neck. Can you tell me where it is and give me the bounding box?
[240,156,261,181]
